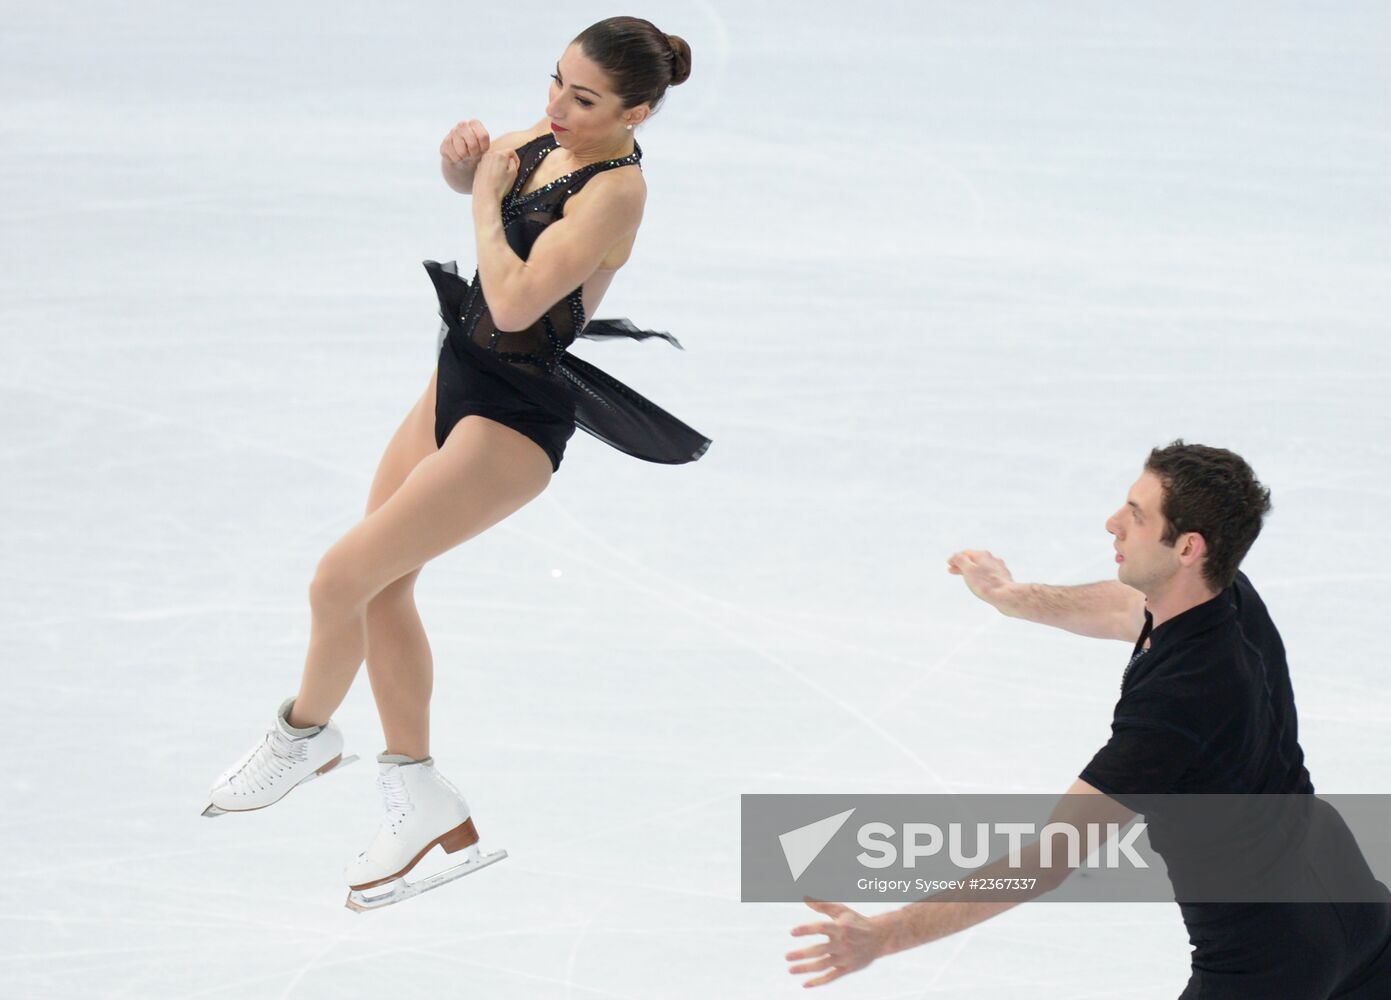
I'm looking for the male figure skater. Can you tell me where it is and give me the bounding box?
[784,441,1391,996]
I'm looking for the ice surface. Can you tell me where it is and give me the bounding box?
[2,1,1388,997]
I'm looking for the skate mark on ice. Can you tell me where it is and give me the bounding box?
[561,888,609,1000]
[528,499,954,788]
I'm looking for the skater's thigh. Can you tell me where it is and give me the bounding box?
[366,368,439,517]
[319,415,552,609]
[360,369,437,606]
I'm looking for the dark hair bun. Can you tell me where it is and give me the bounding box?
[574,17,690,110]
[667,33,692,86]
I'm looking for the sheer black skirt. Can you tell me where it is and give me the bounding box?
[424,259,711,469]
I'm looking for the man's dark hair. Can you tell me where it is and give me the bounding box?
[1144,440,1273,591]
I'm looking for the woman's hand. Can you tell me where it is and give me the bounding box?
[786,899,886,988]
[440,119,490,166]
[471,147,521,205]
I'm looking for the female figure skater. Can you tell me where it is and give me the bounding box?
[201,16,709,911]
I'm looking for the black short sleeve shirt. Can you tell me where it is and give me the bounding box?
[1080,571,1312,797]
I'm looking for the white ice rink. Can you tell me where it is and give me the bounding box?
[3,1,1389,997]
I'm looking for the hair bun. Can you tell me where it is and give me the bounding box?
[666,33,692,86]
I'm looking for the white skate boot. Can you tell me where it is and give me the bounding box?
[202,696,359,817]
[343,753,507,912]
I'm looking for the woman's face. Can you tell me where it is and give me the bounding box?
[545,43,647,151]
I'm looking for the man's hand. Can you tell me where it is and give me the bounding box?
[947,549,1019,613]
[786,898,885,988]
[949,550,1145,640]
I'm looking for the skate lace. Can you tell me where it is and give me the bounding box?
[377,768,414,825]
[229,727,309,790]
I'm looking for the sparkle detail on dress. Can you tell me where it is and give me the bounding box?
[439,134,646,376]
[424,130,710,467]
[504,140,642,215]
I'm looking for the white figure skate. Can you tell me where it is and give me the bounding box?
[343,753,507,912]
[202,696,358,817]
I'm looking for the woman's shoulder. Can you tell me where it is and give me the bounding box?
[567,161,646,225]
[584,150,647,201]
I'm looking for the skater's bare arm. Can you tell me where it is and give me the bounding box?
[470,160,643,330]
[870,779,1134,957]
[785,779,1136,987]
[440,116,549,194]
[947,549,1145,642]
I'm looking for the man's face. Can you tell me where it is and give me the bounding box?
[1106,470,1180,594]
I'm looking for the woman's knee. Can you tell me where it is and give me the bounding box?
[309,551,371,619]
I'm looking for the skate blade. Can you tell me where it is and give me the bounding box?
[200,753,360,817]
[344,846,508,912]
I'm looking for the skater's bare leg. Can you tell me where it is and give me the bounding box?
[290,379,553,754]
[354,415,552,758]
[363,569,430,760]
[288,369,438,730]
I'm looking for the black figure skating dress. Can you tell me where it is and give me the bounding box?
[425,133,711,472]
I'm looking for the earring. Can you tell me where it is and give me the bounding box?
[626,123,634,131]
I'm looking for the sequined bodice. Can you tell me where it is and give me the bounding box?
[455,133,643,376]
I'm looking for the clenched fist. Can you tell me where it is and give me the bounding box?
[471,146,521,204]
[440,119,490,166]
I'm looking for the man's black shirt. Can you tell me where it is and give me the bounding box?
[1074,572,1391,991]
[1081,569,1312,798]
[1079,570,1327,945]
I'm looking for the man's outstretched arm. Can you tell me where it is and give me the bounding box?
[785,778,1136,987]
[870,778,1135,958]
[947,549,1145,641]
